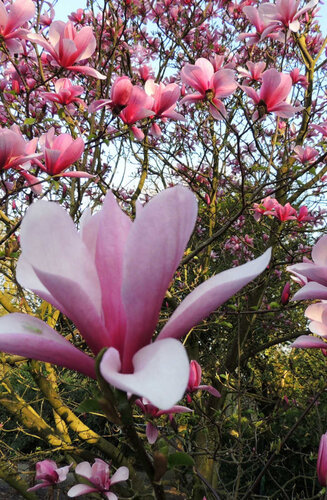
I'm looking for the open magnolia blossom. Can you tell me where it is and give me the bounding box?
[0,187,271,409]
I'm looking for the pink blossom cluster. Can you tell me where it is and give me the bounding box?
[253,197,313,223]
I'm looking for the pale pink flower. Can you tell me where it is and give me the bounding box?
[135,398,192,444]
[0,187,271,409]
[0,0,35,54]
[238,61,266,82]
[68,459,128,499]
[27,21,105,79]
[241,68,303,118]
[28,460,71,492]
[39,128,88,178]
[42,78,85,107]
[186,360,220,403]
[239,5,279,44]
[293,145,318,163]
[180,58,237,119]
[311,121,327,136]
[260,0,318,32]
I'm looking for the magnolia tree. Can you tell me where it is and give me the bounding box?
[0,0,326,497]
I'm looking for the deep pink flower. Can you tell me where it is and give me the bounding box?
[253,196,278,221]
[68,459,128,499]
[27,21,105,79]
[0,187,271,409]
[241,68,302,118]
[0,0,35,54]
[39,128,88,177]
[274,202,297,221]
[144,79,184,136]
[318,433,327,486]
[28,460,71,492]
[180,58,237,120]
[119,86,154,140]
[43,78,85,107]
[89,76,133,114]
[135,398,192,444]
[186,360,221,402]
[296,206,314,223]
[290,68,308,88]
[0,126,42,193]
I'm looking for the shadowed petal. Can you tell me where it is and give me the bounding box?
[158,248,271,341]
[68,485,98,497]
[291,335,327,349]
[292,282,327,301]
[0,314,95,378]
[100,338,190,410]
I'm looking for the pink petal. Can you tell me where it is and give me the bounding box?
[68,485,98,497]
[67,65,106,79]
[198,385,221,398]
[241,85,261,104]
[100,338,190,410]
[158,248,271,341]
[5,0,35,35]
[291,335,327,349]
[212,69,237,98]
[16,201,109,354]
[94,192,131,352]
[309,321,327,337]
[209,99,227,120]
[292,282,327,301]
[121,186,197,370]
[75,462,92,479]
[0,313,95,378]
[110,466,129,485]
[305,302,327,322]
[312,235,327,266]
[73,26,96,61]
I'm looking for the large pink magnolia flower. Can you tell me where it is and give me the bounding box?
[0,187,270,409]
[27,21,105,79]
[241,68,302,118]
[68,459,128,499]
[39,128,89,178]
[180,58,237,120]
[260,0,318,33]
[28,460,71,492]
[0,0,35,54]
